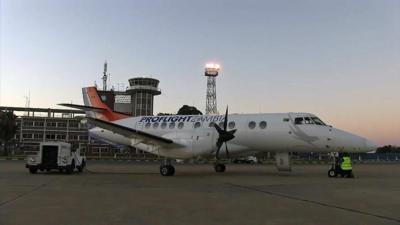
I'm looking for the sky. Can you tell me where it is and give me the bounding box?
[0,0,399,145]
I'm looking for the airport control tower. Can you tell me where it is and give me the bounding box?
[126,77,161,116]
[205,63,220,115]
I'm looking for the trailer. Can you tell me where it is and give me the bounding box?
[26,142,86,174]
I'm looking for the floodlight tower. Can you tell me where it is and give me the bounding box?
[205,63,220,115]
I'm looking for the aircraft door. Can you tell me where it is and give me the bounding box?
[192,126,215,158]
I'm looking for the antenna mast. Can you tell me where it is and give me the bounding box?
[102,61,108,91]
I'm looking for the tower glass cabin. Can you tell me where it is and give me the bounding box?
[126,78,161,116]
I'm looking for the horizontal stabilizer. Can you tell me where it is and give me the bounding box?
[58,103,107,113]
[87,117,174,144]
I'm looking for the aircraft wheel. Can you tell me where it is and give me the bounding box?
[160,165,175,176]
[328,169,337,178]
[29,167,38,174]
[214,164,226,173]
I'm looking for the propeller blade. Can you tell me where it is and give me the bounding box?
[228,129,237,135]
[225,142,230,158]
[213,106,236,160]
[223,106,228,131]
[215,140,223,159]
[213,123,223,134]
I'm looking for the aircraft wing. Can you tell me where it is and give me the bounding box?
[86,117,178,146]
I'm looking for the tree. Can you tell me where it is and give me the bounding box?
[177,105,202,115]
[376,145,400,153]
[157,113,173,116]
[0,110,18,156]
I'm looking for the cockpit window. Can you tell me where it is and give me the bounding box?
[311,117,326,126]
[304,117,314,124]
[295,117,303,125]
[294,117,326,126]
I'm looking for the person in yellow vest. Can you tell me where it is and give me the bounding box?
[339,153,354,178]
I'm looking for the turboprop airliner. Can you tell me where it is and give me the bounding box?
[60,87,378,176]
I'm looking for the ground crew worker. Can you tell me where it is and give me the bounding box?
[340,153,354,178]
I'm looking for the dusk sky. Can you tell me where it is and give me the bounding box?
[1,0,399,145]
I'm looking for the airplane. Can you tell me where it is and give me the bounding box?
[60,86,378,176]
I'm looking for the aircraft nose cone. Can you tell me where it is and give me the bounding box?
[365,139,379,152]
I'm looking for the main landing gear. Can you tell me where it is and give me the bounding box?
[214,163,226,173]
[160,159,175,176]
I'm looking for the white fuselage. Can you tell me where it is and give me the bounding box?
[89,112,377,159]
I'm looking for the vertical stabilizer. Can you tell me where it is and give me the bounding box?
[82,87,130,121]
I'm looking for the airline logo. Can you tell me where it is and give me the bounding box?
[139,115,225,123]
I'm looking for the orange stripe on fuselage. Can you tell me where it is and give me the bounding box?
[86,87,130,121]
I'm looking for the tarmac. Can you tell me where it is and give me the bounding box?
[0,160,399,225]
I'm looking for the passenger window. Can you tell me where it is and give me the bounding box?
[259,121,267,129]
[161,122,167,129]
[209,122,215,128]
[228,121,235,129]
[219,122,224,128]
[248,121,256,129]
[153,122,159,129]
[295,117,303,125]
[145,123,151,129]
[169,122,175,129]
[194,122,201,129]
[283,118,289,122]
[178,122,184,129]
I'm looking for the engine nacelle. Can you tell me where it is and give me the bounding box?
[275,152,292,172]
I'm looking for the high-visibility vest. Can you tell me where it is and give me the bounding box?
[340,157,352,171]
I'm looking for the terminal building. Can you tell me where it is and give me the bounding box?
[0,106,94,154]
[0,76,162,157]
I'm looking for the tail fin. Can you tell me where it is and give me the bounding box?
[60,87,130,121]
[80,87,130,121]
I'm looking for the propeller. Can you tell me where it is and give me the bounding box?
[213,106,237,159]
